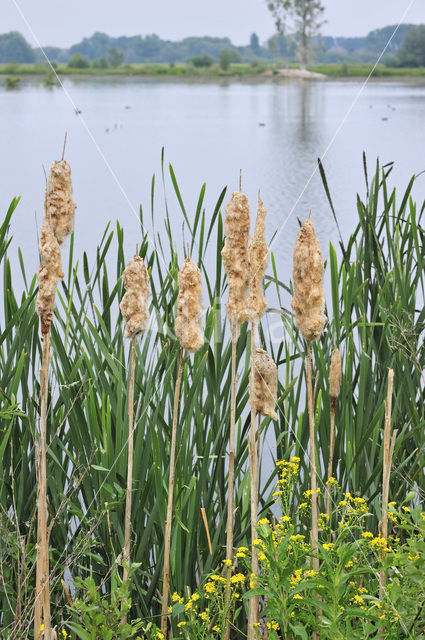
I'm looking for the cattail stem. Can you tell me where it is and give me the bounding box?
[35,331,52,640]
[121,336,136,624]
[307,341,319,573]
[326,402,336,518]
[248,320,259,640]
[161,346,184,637]
[224,327,237,640]
[380,368,395,600]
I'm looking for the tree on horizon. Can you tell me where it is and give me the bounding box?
[266,0,325,69]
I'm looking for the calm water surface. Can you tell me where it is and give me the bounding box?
[1,76,425,282]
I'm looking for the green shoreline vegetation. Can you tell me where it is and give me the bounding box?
[2,61,425,84]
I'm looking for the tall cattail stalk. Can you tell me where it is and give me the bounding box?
[326,346,341,518]
[35,159,75,640]
[380,368,395,600]
[248,346,278,638]
[247,194,270,639]
[221,189,250,640]
[291,216,325,574]
[161,257,204,637]
[119,254,150,622]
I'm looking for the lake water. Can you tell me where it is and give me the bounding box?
[1,76,425,285]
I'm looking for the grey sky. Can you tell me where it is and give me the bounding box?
[2,0,424,48]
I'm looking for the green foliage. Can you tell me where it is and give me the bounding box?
[239,462,425,638]
[0,31,35,63]
[66,575,145,639]
[395,25,425,67]
[218,48,241,71]
[187,54,214,68]
[108,47,124,67]
[3,75,20,89]
[92,56,109,69]
[68,52,91,69]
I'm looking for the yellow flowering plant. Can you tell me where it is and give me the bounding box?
[167,569,245,639]
[239,461,425,639]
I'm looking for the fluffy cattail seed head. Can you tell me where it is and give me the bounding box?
[175,257,204,352]
[37,215,64,335]
[120,256,150,338]
[45,160,76,244]
[291,216,326,343]
[329,347,342,399]
[251,348,278,420]
[221,191,251,331]
[247,194,269,321]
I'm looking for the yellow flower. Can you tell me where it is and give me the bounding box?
[177,622,187,628]
[293,593,303,600]
[326,476,338,486]
[230,573,245,584]
[258,518,269,526]
[199,610,210,622]
[361,531,374,538]
[204,581,216,594]
[39,626,45,633]
[172,592,184,603]
[222,558,232,566]
[322,542,334,551]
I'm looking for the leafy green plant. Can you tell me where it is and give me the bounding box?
[66,574,146,640]
[239,460,425,639]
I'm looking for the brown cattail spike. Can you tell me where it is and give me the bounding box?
[291,216,326,342]
[120,256,150,338]
[221,191,251,331]
[45,160,76,244]
[252,348,278,420]
[329,346,342,410]
[175,258,204,352]
[37,215,64,335]
[247,194,269,322]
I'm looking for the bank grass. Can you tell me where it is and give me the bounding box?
[0,154,425,638]
[309,62,425,77]
[0,62,272,79]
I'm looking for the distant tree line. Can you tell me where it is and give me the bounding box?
[0,25,424,67]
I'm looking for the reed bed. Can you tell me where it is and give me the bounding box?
[0,156,424,638]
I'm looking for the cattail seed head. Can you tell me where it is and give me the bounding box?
[45,160,76,244]
[252,348,278,420]
[329,346,342,399]
[247,194,269,321]
[221,191,251,331]
[120,256,150,338]
[291,216,326,343]
[37,215,64,335]
[175,257,204,352]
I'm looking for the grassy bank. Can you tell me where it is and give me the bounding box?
[1,61,425,82]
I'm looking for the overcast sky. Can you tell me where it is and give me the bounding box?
[2,0,424,48]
